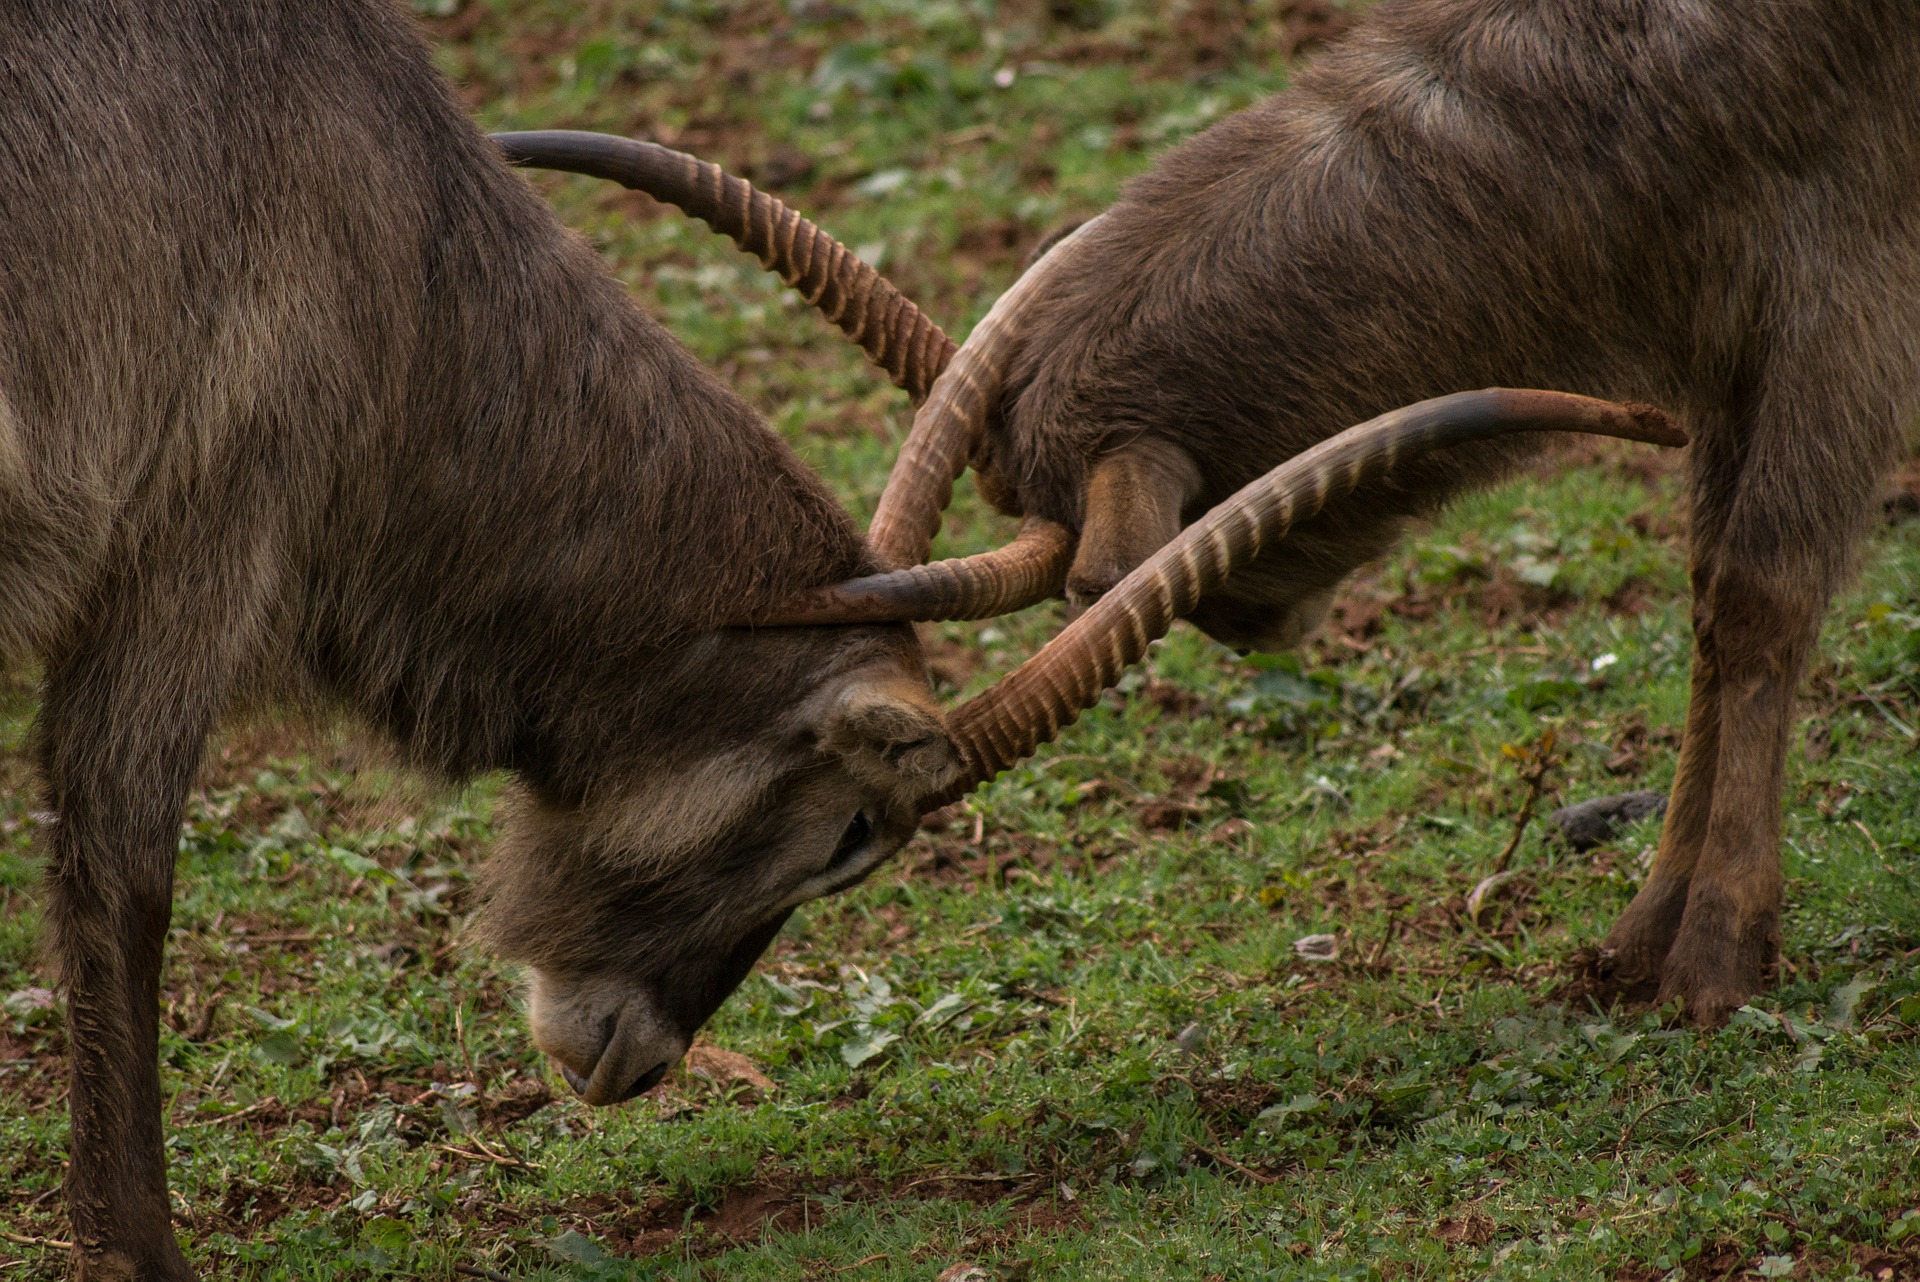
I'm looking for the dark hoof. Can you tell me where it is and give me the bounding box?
[1591,946,1664,1006]
[74,1244,197,1282]
[1659,977,1754,1030]
[1657,899,1780,1028]
[1554,944,1661,1011]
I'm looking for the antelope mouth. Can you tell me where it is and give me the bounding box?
[559,1057,670,1104]
[532,987,690,1107]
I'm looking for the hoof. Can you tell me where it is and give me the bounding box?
[1656,972,1759,1029]
[72,1238,196,1282]
[1589,945,1664,1006]
[1595,870,1692,1006]
[1656,894,1780,1029]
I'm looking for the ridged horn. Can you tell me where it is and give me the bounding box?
[924,389,1687,808]
[866,215,1106,570]
[494,129,954,403]
[746,518,1074,626]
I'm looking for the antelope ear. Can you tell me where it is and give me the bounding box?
[822,675,959,792]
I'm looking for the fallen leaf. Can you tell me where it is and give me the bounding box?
[1464,871,1524,929]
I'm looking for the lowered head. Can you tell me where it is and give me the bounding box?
[481,630,956,1104]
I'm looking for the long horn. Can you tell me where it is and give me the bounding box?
[924,389,1687,807]
[494,129,954,403]
[865,215,1106,570]
[745,518,1073,626]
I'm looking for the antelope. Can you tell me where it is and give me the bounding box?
[505,0,1920,1027]
[4,1,1675,1277]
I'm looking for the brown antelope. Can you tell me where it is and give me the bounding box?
[3,1,1678,1277]
[506,0,1920,1028]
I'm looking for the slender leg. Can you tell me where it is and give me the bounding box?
[1658,560,1822,1024]
[1609,362,1905,1024]
[36,509,275,1282]
[41,635,215,1282]
[1596,567,1722,997]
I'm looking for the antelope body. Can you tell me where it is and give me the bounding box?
[548,0,1920,1024]
[971,0,1920,1022]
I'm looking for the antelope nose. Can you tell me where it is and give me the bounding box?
[567,996,688,1106]
[618,1061,671,1101]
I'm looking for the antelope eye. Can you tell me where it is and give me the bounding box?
[831,812,872,866]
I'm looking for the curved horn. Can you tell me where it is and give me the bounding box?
[494,129,954,403]
[746,518,1074,626]
[924,389,1686,807]
[866,215,1106,570]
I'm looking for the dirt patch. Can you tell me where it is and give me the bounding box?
[561,1179,811,1256]
[1159,1069,1284,1136]
[902,823,1094,890]
[1433,1210,1496,1248]
[208,1172,344,1231]
[1132,755,1243,833]
[1613,1264,1666,1282]
[1324,563,1618,645]
[559,1165,1081,1261]
[0,1025,67,1111]
[1851,1244,1920,1281]
[1680,1241,1754,1280]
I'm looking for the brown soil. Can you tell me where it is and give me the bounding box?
[1433,1209,1496,1248]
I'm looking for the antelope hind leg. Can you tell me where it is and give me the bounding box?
[1654,564,1819,1026]
[1595,569,1722,999]
[1643,375,1902,1025]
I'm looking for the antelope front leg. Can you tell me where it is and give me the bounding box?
[41,653,212,1281]
[1065,438,1202,611]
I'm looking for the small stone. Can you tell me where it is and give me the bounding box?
[1547,790,1668,851]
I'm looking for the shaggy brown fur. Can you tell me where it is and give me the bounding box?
[1,2,953,1277]
[978,0,1920,1019]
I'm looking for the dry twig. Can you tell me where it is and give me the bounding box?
[1493,729,1562,873]
[0,1231,73,1251]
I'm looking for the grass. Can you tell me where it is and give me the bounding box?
[7,1,1920,1278]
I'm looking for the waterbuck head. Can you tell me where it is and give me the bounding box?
[478,628,958,1104]
[489,133,1685,1104]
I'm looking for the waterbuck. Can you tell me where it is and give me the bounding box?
[510,0,1920,1026]
[4,1,1683,1277]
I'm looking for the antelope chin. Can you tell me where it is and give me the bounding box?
[561,1056,672,1105]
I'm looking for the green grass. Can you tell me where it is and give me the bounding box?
[7,2,1920,1278]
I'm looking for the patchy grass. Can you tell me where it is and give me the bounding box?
[6,2,1920,1279]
